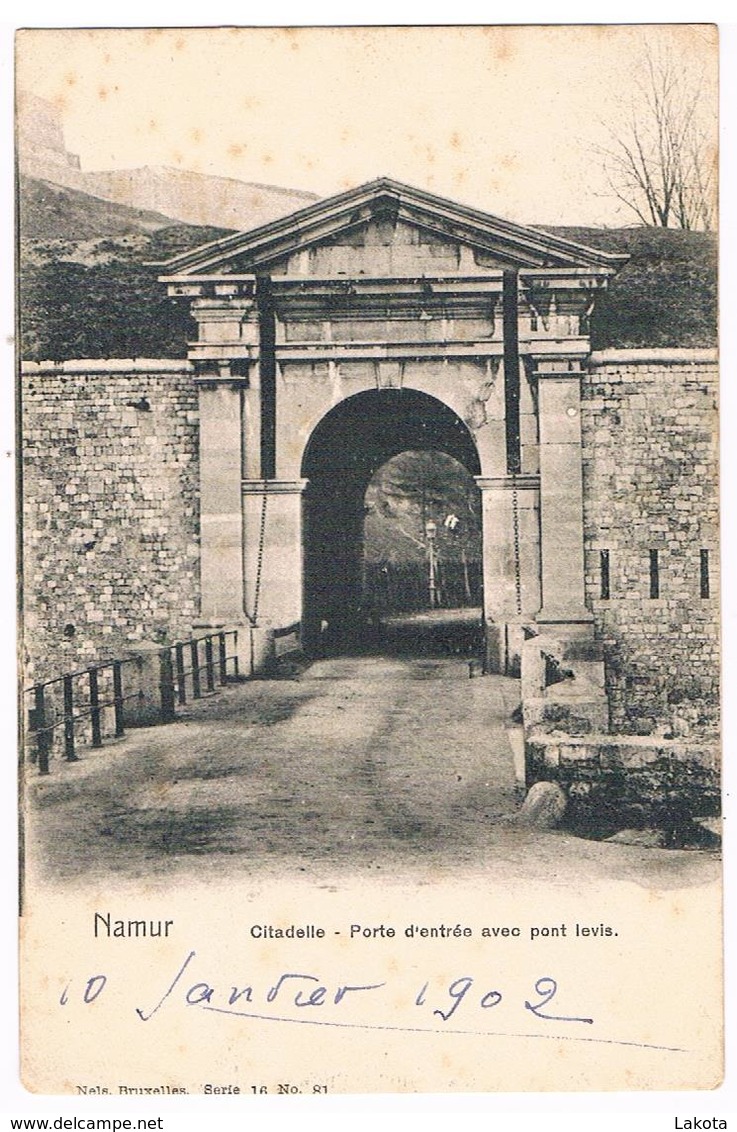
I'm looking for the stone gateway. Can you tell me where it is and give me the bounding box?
[159,177,627,674]
[21,178,719,815]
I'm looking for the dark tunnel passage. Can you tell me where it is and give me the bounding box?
[300,388,482,655]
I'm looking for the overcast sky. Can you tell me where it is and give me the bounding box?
[16,23,717,228]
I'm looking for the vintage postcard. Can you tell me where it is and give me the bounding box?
[15,24,724,1099]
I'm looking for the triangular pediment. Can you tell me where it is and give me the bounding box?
[160,177,626,278]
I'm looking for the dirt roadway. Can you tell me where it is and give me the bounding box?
[25,655,719,890]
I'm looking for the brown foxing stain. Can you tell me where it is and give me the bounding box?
[491,28,516,63]
[228,143,245,159]
[282,27,301,51]
[450,131,461,150]
[174,37,185,52]
[262,153,274,165]
[98,86,108,102]
[64,73,77,88]
[190,128,202,145]
[500,153,519,171]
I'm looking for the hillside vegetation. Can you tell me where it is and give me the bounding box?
[540,226,717,350]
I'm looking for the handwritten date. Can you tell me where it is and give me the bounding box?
[58,950,593,1028]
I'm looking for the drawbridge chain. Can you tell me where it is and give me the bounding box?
[246,483,268,627]
[511,475,522,617]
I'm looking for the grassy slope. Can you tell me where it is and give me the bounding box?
[19,226,235,361]
[19,176,182,240]
[539,226,717,349]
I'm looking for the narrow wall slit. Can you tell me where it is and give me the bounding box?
[700,549,710,599]
[600,549,610,600]
[649,549,660,599]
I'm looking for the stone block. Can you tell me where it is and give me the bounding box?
[516,781,567,828]
[606,828,667,847]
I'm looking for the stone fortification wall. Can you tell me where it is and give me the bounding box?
[20,349,720,738]
[21,360,200,683]
[582,349,719,735]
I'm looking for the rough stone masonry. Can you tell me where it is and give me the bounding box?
[583,349,719,736]
[21,359,199,684]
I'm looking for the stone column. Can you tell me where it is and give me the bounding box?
[196,375,246,623]
[242,480,307,631]
[535,361,592,636]
[476,474,541,673]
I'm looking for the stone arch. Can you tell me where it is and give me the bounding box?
[300,388,482,652]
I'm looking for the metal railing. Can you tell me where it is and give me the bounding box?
[24,629,239,774]
[159,629,239,720]
[25,657,139,775]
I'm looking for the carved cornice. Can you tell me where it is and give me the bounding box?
[242,479,308,495]
[163,275,256,299]
[475,475,540,491]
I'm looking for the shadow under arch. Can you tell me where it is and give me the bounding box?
[300,388,482,655]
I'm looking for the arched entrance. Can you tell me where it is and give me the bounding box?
[300,388,482,654]
[164,180,617,675]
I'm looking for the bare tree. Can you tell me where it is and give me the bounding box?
[599,41,717,231]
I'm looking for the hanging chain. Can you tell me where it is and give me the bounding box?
[247,483,268,627]
[511,474,522,616]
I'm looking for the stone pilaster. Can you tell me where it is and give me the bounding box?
[242,480,307,630]
[534,359,592,636]
[196,375,246,622]
[476,474,540,673]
